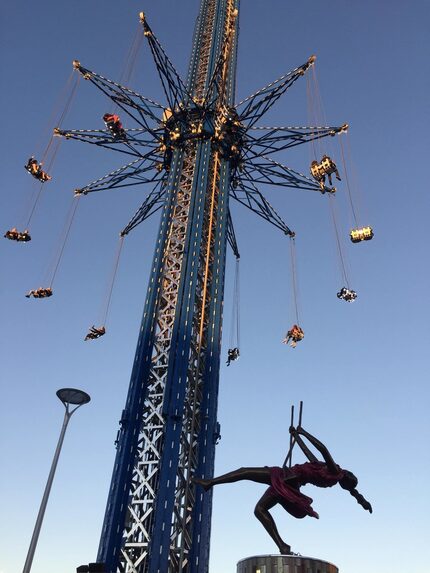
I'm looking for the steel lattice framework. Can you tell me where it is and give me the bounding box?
[58,1,346,571]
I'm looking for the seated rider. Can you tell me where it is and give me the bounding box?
[337,287,347,300]
[282,325,304,348]
[4,228,20,241]
[310,157,341,189]
[321,155,341,186]
[4,227,31,242]
[18,229,31,242]
[25,287,53,299]
[25,156,52,182]
[25,157,39,175]
[85,325,106,341]
[310,160,326,190]
[103,113,125,138]
[337,287,357,302]
[226,347,240,366]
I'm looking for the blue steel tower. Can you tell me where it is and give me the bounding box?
[60,1,347,571]
[97,2,240,571]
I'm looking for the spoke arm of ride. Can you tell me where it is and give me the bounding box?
[226,210,240,259]
[230,178,294,236]
[120,180,168,236]
[139,13,191,109]
[236,56,315,128]
[244,154,333,193]
[74,153,162,195]
[54,128,162,158]
[73,62,163,137]
[245,124,348,156]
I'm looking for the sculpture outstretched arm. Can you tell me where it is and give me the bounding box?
[289,429,318,464]
[291,427,338,474]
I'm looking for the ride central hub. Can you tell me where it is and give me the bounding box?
[159,105,245,171]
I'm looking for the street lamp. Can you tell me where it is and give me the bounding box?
[22,388,91,573]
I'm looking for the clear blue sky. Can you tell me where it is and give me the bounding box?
[1,1,429,573]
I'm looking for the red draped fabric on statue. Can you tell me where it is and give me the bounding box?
[267,462,345,519]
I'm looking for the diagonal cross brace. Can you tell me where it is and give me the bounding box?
[245,124,347,157]
[236,56,315,128]
[230,176,294,236]
[73,62,164,137]
[139,12,192,110]
[243,153,333,193]
[55,128,162,158]
[121,180,168,236]
[74,152,162,195]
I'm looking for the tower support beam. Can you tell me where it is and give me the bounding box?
[97,3,239,572]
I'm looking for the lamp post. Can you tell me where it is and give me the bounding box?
[22,388,91,573]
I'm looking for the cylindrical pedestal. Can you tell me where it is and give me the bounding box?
[237,554,339,573]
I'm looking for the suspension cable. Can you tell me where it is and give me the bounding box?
[101,236,125,326]
[23,74,81,231]
[339,135,359,228]
[120,26,144,88]
[343,133,371,230]
[310,66,329,136]
[289,236,300,325]
[55,74,81,133]
[34,70,76,160]
[236,257,240,349]
[328,195,349,288]
[39,73,81,165]
[24,183,44,229]
[306,75,318,161]
[229,257,240,349]
[48,196,80,288]
[112,26,144,115]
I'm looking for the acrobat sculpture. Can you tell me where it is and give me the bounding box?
[194,425,372,555]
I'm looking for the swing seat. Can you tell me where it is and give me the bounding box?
[320,155,336,174]
[310,156,339,181]
[25,157,51,182]
[26,287,53,299]
[18,230,32,242]
[34,170,52,182]
[227,347,240,362]
[293,330,304,341]
[104,113,125,139]
[4,228,20,241]
[337,287,357,302]
[107,124,126,139]
[85,326,106,341]
[4,228,32,242]
[310,161,324,180]
[350,226,373,243]
[282,325,304,347]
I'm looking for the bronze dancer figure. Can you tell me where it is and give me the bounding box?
[194,426,372,554]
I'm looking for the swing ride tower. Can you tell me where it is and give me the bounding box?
[97,2,240,571]
[50,1,350,571]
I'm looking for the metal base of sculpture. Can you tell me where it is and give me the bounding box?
[237,554,339,573]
